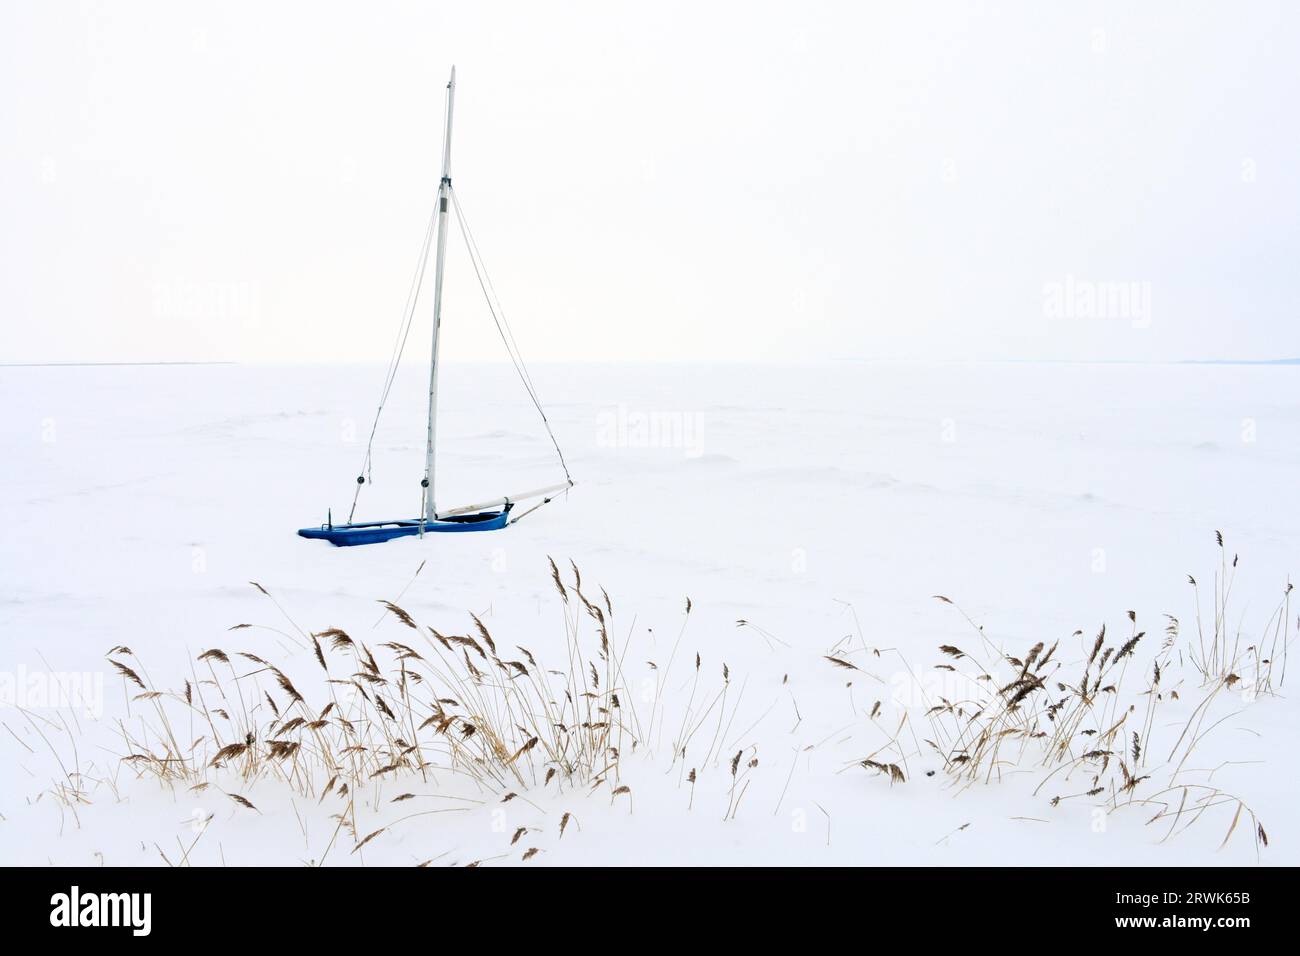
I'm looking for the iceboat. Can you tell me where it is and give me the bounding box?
[298,67,573,546]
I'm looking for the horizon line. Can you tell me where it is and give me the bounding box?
[4,357,1299,368]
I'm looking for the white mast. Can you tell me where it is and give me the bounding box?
[422,66,455,521]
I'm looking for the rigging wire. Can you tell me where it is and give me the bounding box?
[450,187,573,484]
[344,183,573,525]
[452,189,542,404]
[346,90,453,522]
[340,81,570,527]
[347,202,439,522]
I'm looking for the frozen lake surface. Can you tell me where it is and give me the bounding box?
[2,360,1297,865]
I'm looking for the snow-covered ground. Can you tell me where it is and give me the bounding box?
[2,360,1297,865]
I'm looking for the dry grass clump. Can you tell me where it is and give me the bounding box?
[915,534,1283,855]
[89,559,755,856]
[1184,530,1292,692]
[22,535,1286,864]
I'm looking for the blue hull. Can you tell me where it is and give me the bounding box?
[298,509,510,546]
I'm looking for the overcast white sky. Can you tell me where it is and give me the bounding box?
[2,1,1297,364]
